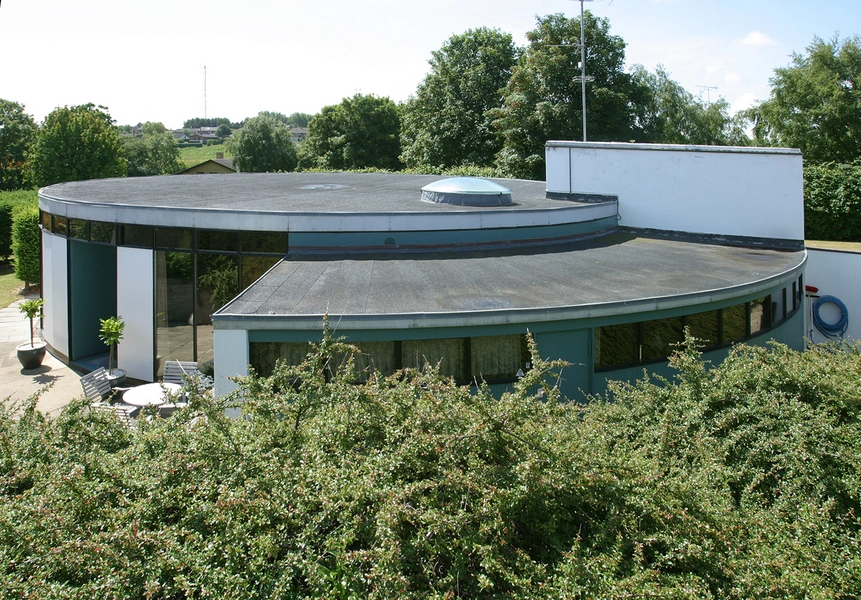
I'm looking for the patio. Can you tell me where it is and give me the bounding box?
[0,295,86,415]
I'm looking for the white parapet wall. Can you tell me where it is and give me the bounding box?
[213,329,249,398]
[41,232,69,358]
[117,247,155,381]
[804,247,861,344]
[546,141,805,241]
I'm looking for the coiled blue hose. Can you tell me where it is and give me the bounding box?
[812,295,848,338]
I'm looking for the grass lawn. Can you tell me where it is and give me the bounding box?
[806,240,861,252]
[178,144,232,168]
[0,262,28,308]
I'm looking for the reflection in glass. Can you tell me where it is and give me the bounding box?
[156,251,195,374]
[122,225,153,248]
[198,230,239,252]
[69,219,88,240]
[242,231,287,254]
[596,323,638,369]
[722,304,747,343]
[90,221,117,244]
[54,216,68,236]
[643,317,685,361]
[41,212,53,232]
[241,255,281,289]
[196,254,239,364]
[156,228,192,250]
[687,310,719,349]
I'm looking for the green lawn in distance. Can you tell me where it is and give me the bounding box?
[178,144,232,168]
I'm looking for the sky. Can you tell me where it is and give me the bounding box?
[0,0,858,130]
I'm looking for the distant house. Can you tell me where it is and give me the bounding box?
[176,153,236,174]
[290,127,308,143]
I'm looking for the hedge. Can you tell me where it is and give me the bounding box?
[804,161,861,241]
[0,189,37,261]
[12,204,40,285]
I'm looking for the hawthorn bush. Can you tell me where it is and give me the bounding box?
[1,333,859,598]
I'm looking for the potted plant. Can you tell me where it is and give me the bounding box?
[16,298,46,370]
[99,315,126,386]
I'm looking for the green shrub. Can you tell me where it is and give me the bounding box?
[1,332,859,597]
[0,189,37,260]
[12,204,40,285]
[804,161,861,241]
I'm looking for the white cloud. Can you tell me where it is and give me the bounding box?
[738,31,777,47]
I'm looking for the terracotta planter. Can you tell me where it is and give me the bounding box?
[17,342,47,370]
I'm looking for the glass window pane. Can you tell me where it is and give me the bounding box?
[643,317,685,362]
[196,254,239,365]
[342,341,397,382]
[156,228,192,250]
[241,255,280,289]
[687,310,719,349]
[402,338,466,381]
[156,251,195,373]
[90,221,116,244]
[197,230,239,252]
[41,211,52,232]
[69,218,88,240]
[242,231,287,254]
[722,304,747,343]
[122,224,153,248]
[54,216,68,236]
[595,323,638,369]
[471,335,523,381]
[250,342,311,378]
[749,296,771,335]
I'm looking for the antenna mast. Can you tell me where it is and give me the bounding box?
[204,65,207,119]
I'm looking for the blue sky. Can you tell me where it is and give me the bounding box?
[0,0,857,129]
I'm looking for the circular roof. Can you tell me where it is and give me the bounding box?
[421,177,513,206]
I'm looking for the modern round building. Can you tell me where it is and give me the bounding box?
[38,141,807,399]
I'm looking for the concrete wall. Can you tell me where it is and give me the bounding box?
[117,247,155,381]
[804,248,861,344]
[41,232,69,357]
[546,142,805,241]
[214,329,249,397]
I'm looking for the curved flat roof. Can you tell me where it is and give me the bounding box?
[39,172,613,233]
[215,231,806,330]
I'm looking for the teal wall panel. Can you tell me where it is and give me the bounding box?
[69,241,117,359]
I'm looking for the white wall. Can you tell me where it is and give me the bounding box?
[804,248,861,344]
[117,247,154,381]
[213,329,249,398]
[546,142,805,241]
[41,232,68,357]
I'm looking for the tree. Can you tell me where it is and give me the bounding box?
[0,99,37,191]
[30,104,127,186]
[256,111,290,125]
[301,94,401,171]
[124,132,183,177]
[287,112,313,128]
[183,117,231,129]
[401,28,517,169]
[140,121,167,136]
[229,114,298,173]
[215,123,232,138]
[633,65,749,146]
[493,13,651,180]
[748,35,861,163]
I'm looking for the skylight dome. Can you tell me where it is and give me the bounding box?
[421,177,513,206]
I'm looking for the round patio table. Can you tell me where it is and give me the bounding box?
[122,382,182,407]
